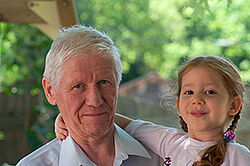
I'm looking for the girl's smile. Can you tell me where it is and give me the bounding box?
[190,110,207,118]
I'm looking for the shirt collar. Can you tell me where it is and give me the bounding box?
[59,134,96,166]
[59,124,151,166]
[114,123,151,159]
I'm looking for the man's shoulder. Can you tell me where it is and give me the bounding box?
[16,138,61,166]
[123,144,163,166]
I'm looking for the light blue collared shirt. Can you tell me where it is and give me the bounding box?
[16,124,162,166]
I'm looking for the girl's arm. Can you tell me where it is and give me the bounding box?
[54,112,133,140]
[114,113,133,129]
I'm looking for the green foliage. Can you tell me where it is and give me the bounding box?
[0,24,52,94]
[73,0,249,82]
[1,0,249,91]
[0,131,4,141]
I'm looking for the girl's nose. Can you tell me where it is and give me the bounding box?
[192,94,205,105]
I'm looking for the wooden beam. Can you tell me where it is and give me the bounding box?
[0,0,44,23]
[28,0,61,39]
[28,0,77,39]
[0,0,77,39]
[57,0,77,27]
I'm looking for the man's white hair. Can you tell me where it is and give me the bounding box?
[43,24,122,88]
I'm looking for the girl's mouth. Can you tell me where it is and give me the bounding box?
[191,112,206,118]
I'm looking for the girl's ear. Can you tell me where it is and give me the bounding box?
[42,78,57,105]
[176,98,182,116]
[229,96,242,116]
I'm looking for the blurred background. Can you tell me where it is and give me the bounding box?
[0,0,249,165]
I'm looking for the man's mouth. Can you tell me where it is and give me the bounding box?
[82,112,106,117]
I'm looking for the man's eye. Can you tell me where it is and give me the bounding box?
[98,80,111,88]
[184,90,193,95]
[99,80,108,84]
[73,84,82,89]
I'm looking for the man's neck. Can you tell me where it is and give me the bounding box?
[71,126,115,166]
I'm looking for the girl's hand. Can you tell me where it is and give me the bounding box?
[55,113,68,141]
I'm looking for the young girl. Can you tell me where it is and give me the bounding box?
[55,56,250,165]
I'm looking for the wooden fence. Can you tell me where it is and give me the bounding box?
[0,92,37,164]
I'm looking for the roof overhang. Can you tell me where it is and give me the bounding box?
[0,0,77,39]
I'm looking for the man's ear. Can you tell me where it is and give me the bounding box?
[229,96,242,116]
[176,98,182,116]
[42,78,56,105]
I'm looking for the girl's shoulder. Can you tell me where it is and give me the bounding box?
[227,141,250,153]
[225,142,250,164]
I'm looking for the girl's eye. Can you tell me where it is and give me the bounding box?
[184,90,193,95]
[205,90,216,95]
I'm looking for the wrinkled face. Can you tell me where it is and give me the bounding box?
[46,55,118,138]
[176,66,237,137]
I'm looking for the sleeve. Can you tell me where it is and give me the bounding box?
[125,119,186,159]
[227,143,250,166]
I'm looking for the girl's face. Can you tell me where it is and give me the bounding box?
[176,66,239,141]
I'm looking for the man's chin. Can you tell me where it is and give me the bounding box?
[79,124,114,138]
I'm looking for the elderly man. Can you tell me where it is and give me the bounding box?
[16,25,162,166]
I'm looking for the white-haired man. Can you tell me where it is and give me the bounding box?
[16,25,163,166]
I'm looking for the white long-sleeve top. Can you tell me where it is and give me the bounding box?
[126,120,250,166]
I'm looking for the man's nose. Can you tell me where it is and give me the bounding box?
[85,87,103,107]
[192,93,205,105]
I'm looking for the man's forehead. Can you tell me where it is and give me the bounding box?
[60,55,116,79]
[65,54,112,63]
